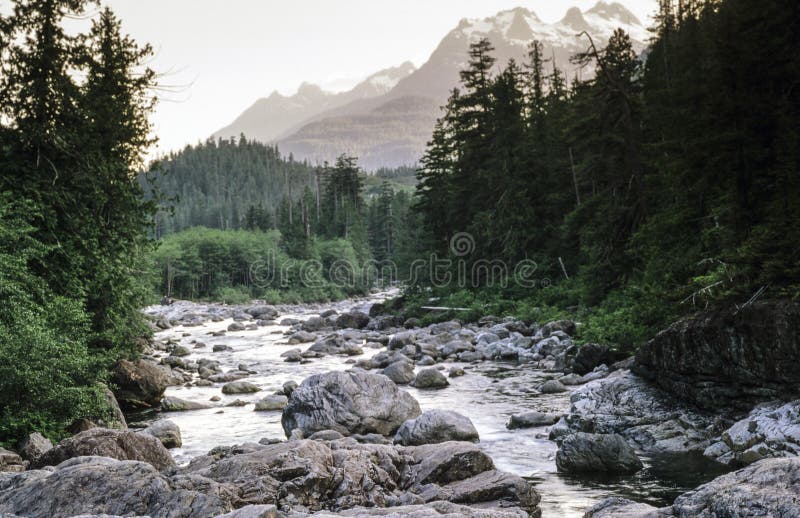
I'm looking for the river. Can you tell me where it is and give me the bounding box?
[138,293,726,517]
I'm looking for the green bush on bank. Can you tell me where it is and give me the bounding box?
[150,227,369,304]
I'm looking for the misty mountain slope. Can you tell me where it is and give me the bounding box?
[280,96,441,170]
[223,2,650,170]
[213,62,416,143]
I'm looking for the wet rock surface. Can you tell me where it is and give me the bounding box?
[555,433,643,474]
[30,428,176,470]
[394,410,480,446]
[634,300,800,411]
[281,370,421,437]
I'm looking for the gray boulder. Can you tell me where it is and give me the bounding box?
[30,428,176,470]
[0,449,25,473]
[539,380,568,394]
[302,316,326,331]
[541,320,576,337]
[394,410,479,445]
[382,361,416,385]
[584,497,665,517]
[111,359,170,409]
[335,311,371,330]
[703,400,800,467]
[222,381,261,394]
[555,432,643,474]
[565,343,613,375]
[141,419,182,449]
[255,395,288,411]
[246,305,278,319]
[0,456,231,518]
[288,331,316,344]
[161,396,211,411]
[507,412,561,430]
[564,370,718,453]
[227,322,246,332]
[411,368,449,389]
[634,300,800,411]
[18,432,53,462]
[281,370,421,437]
[672,457,800,517]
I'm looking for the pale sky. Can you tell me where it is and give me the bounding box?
[93,1,658,157]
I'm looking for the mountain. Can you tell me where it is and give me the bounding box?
[213,62,416,143]
[221,2,650,170]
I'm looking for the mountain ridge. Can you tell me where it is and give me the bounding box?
[217,2,650,170]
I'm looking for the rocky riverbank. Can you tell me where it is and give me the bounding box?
[1,295,799,517]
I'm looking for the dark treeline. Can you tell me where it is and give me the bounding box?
[0,1,157,443]
[412,0,800,350]
[144,137,419,239]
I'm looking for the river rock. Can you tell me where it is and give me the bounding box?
[411,368,449,389]
[541,320,576,337]
[335,311,371,329]
[208,371,250,383]
[222,381,261,394]
[672,457,800,517]
[703,399,800,467]
[161,396,211,411]
[213,343,233,352]
[382,361,416,385]
[228,322,247,332]
[634,300,800,411]
[556,433,643,474]
[288,331,316,344]
[281,370,421,437]
[255,395,289,411]
[0,449,25,473]
[111,359,170,409]
[0,456,231,517]
[563,343,613,375]
[409,442,495,485]
[302,316,326,332]
[584,497,665,517]
[31,428,176,470]
[394,410,479,445]
[246,305,278,319]
[308,334,363,356]
[564,370,718,453]
[388,331,415,350]
[17,432,52,462]
[141,419,182,449]
[540,380,568,394]
[282,381,298,396]
[507,412,561,429]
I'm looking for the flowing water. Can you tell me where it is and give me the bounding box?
[137,294,727,518]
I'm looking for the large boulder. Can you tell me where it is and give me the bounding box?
[111,359,170,409]
[563,343,613,375]
[382,361,416,385]
[555,432,643,474]
[141,419,182,449]
[563,370,718,453]
[17,432,52,462]
[672,457,800,517]
[0,456,231,518]
[703,400,800,467]
[335,311,371,330]
[246,304,278,319]
[634,300,800,411]
[394,410,479,446]
[411,368,449,389]
[31,428,176,470]
[282,370,421,437]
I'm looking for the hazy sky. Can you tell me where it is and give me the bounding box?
[94,1,658,157]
